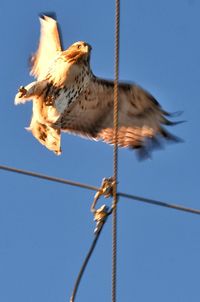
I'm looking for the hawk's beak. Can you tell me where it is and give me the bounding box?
[85,43,92,52]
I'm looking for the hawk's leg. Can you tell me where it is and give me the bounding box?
[15,80,48,105]
[15,80,60,129]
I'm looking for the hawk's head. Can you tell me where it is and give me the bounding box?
[63,41,92,64]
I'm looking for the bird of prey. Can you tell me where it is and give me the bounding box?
[15,14,181,157]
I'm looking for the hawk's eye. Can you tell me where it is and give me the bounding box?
[77,44,82,49]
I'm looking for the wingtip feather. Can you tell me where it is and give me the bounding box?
[39,12,57,21]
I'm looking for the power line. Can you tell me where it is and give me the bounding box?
[1,164,200,215]
[118,192,200,215]
[70,215,109,302]
[0,164,99,192]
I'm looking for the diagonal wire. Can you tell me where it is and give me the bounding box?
[70,215,109,302]
[1,164,200,215]
[112,0,120,302]
[0,164,99,191]
[118,192,200,215]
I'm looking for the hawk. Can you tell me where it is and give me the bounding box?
[15,14,181,157]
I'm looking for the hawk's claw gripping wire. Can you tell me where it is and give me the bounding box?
[91,177,115,233]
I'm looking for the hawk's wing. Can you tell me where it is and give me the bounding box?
[30,15,63,80]
[59,77,180,157]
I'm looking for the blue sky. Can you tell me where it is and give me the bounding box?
[1,0,200,301]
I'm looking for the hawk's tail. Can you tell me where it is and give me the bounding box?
[27,118,61,155]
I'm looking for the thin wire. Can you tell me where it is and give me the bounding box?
[112,0,120,302]
[1,164,200,215]
[0,164,99,192]
[113,0,120,182]
[118,192,200,215]
[70,217,109,302]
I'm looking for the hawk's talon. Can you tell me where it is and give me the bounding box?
[18,86,27,98]
[45,101,53,106]
[45,96,54,106]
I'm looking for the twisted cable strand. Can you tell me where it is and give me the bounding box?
[112,1,120,301]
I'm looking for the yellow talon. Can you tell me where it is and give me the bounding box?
[18,86,27,98]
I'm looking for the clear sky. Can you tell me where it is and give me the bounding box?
[1,0,200,301]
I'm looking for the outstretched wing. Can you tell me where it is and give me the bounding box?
[30,14,63,80]
[59,77,180,157]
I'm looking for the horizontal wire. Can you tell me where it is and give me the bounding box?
[1,164,200,216]
[0,164,99,192]
[118,192,200,215]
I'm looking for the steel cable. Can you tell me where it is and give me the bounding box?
[70,216,109,302]
[0,164,99,191]
[112,0,120,301]
[118,192,200,215]
[1,164,200,215]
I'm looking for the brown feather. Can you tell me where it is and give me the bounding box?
[59,78,160,134]
[58,76,179,156]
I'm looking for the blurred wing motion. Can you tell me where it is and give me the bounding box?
[59,77,181,158]
[30,14,62,80]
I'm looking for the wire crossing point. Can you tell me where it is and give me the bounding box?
[1,164,200,215]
